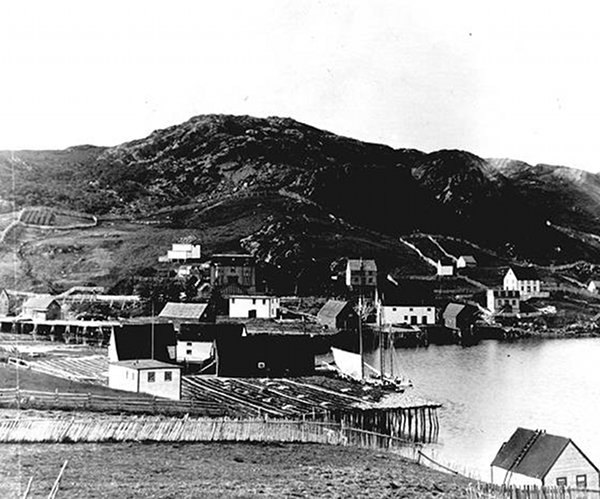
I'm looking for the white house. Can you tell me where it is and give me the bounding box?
[159,243,201,263]
[377,304,436,326]
[491,428,600,489]
[456,255,477,268]
[587,280,600,294]
[503,267,544,300]
[108,359,182,400]
[436,258,455,276]
[229,295,280,319]
[486,289,520,315]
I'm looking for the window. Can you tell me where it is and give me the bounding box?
[262,299,266,304]
[576,475,587,489]
[147,371,155,383]
[252,299,256,305]
[187,342,192,347]
[392,307,397,312]
[164,371,172,382]
[186,349,192,355]
[556,477,567,487]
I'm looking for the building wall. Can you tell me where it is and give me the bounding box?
[491,467,541,487]
[544,442,599,489]
[229,297,279,319]
[211,264,256,289]
[0,293,10,316]
[486,290,520,314]
[345,268,377,288]
[137,367,181,400]
[379,306,435,326]
[437,264,454,276]
[176,340,213,363]
[504,271,542,300]
[108,364,139,393]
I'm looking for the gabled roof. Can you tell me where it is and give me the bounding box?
[22,295,59,310]
[491,428,589,479]
[508,267,540,281]
[159,302,208,320]
[589,280,600,287]
[443,302,478,320]
[317,300,351,321]
[347,259,377,271]
[459,255,477,263]
[437,257,454,266]
[111,323,176,362]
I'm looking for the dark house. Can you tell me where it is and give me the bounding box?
[210,253,256,292]
[108,323,177,363]
[214,334,316,377]
[316,300,357,331]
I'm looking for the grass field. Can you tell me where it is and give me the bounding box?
[0,442,473,498]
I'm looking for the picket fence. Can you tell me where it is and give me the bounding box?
[467,482,600,499]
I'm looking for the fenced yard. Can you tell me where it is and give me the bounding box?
[467,482,600,499]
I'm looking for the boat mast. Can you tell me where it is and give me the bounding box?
[358,295,364,380]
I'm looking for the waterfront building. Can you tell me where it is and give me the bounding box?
[228,295,280,319]
[108,359,182,400]
[316,300,358,331]
[21,295,62,321]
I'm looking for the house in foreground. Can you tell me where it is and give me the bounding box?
[108,359,182,400]
[491,427,599,489]
[229,295,280,319]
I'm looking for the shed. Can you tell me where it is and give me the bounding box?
[442,303,479,332]
[21,295,61,321]
[436,258,455,276]
[108,323,177,363]
[316,300,357,331]
[491,428,600,489]
[588,280,600,294]
[108,359,182,400]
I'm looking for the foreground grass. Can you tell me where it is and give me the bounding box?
[0,442,473,498]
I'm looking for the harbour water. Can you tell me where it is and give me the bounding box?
[366,337,600,480]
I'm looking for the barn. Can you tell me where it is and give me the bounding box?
[316,300,357,331]
[491,428,600,489]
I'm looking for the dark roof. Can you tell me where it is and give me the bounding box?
[438,257,454,266]
[509,267,540,280]
[111,323,176,362]
[178,323,245,342]
[159,302,208,320]
[317,300,351,321]
[491,428,594,479]
[347,259,377,271]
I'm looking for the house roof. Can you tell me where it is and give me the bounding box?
[509,267,540,281]
[111,323,176,362]
[317,300,351,321]
[178,323,245,342]
[158,302,208,320]
[459,255,477,263]
[229,295,277,300]
[491,428,586,479]
[22,295,58,310]
[347,259,377,271]
[589,280,600,287]
[438,257,454,266]
[443,303,478,321]
[112,359,181,370]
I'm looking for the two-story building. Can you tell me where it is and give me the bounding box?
[229,295,280,319]
[503,267,544,300]
[210,254,256,293]
[377,301,436,326]
[345,259,377,293]
[486,289,520,315]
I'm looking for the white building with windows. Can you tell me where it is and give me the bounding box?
[159,243,201,263]
[345,259,378,291]
[229,295,280,319]
[377,304,436,326]
[108,359,182,400]
[503,267,545,300]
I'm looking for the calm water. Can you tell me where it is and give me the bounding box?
[366,338,600,480]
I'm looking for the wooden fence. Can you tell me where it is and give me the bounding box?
[466,482,600,499]
[0,388,231,417]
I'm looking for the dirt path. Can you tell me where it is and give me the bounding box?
[0,442,474,498]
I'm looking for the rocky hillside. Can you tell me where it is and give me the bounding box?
[1,114,600,291]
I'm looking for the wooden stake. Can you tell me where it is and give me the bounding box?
[47,460,68,499]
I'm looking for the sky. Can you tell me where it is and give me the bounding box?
[1,0,600,171]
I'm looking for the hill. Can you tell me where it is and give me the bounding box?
[1,114,600,293]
